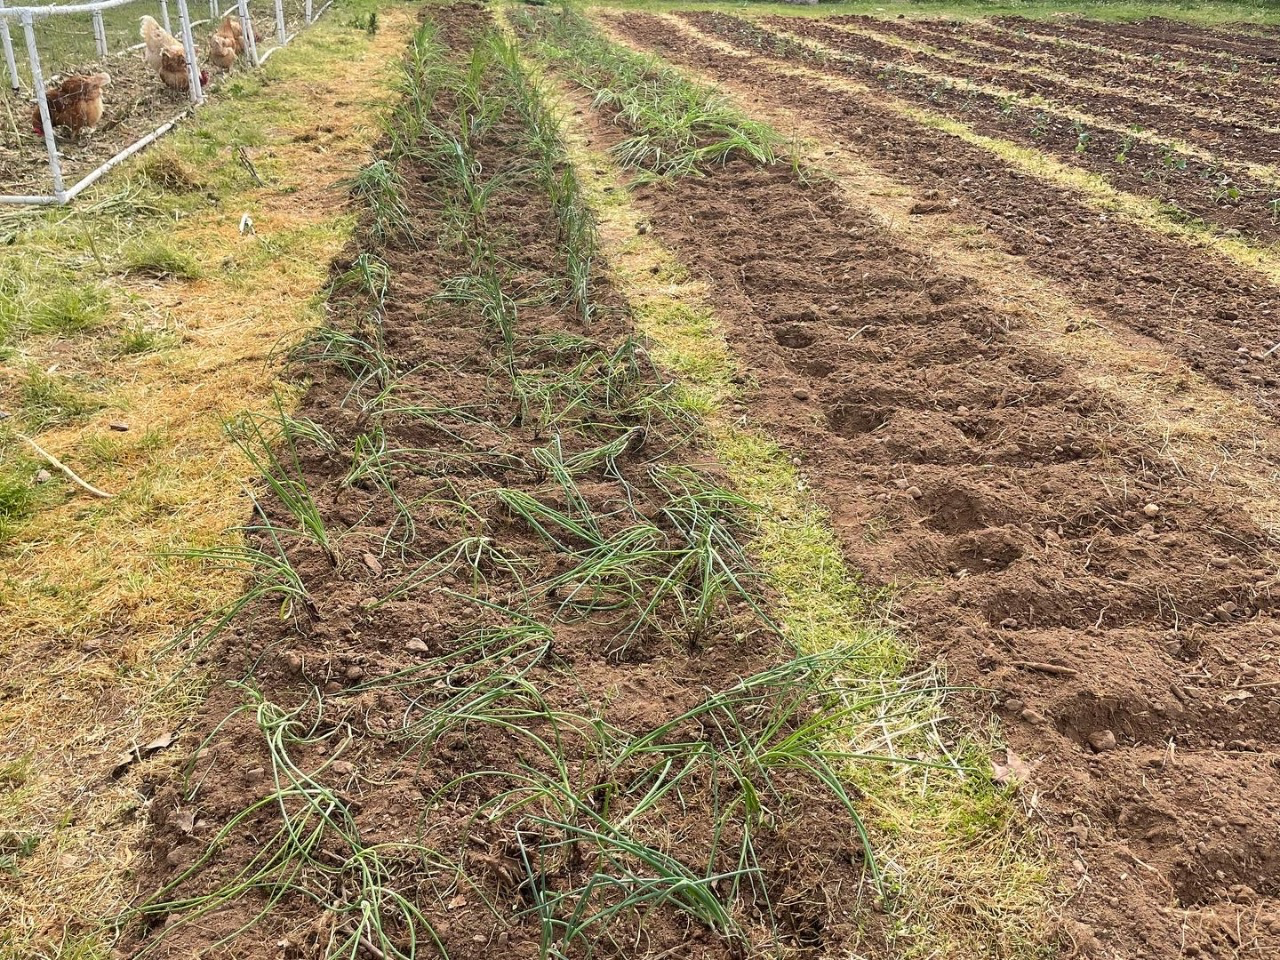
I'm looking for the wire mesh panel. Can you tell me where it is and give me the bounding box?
[0,0,322,202]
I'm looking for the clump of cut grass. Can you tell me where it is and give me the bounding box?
[1,268,112,345]
[18,367,105,432]
[26,284,113,337]
[114,318,180,356]
[119,237,203,280]
[135,148,209,193]
[511,6,782,178]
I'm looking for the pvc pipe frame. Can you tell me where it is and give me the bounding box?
[238,0,259,67]
[175,0,203,105]
[91,9,106,57]
[0,0,19,92]
[2,0,330,205]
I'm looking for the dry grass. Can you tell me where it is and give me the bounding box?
[0,5,418,955]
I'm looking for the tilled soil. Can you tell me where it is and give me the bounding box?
[619,12,1280,427]
[985,17,1280,102]
[851,15,1280,135]
[120,6,872,959]
[747,15,1280,242]
[774,16,1280,162]
[588,12,1280,960]
[1042,16,1280,65]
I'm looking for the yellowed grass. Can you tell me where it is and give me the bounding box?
[0,7,417,955]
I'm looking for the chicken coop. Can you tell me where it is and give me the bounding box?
[0,0,329,204]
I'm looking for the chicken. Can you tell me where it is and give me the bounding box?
[223,13,251,55]
[140,15,208,91]
[208,32,236,69]
[31,72,110,138]
[208,14,245,69]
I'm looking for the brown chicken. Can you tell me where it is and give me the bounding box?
[223,13,251,54]
[208,32,236,69]
[140,15,207,91]
[207,14,245,69]
[31,72,111,138]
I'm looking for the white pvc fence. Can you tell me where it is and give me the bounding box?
[0,0,330,204]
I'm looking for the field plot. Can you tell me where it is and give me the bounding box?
[9,2,1280,960]
[117,6,900,959]
[593,7,1280,960]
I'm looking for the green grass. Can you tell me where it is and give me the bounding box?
[113,319,180,357]
[0,270,115,347]
[119,237,204,280]
[26,285,113,338]
[18,367,105,433]
[0,456,40,543]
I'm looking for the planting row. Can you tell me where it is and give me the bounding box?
[841,15,1280,135]
[732,14,1280,246]
[124,6,879,960]
[568,9,1280,960]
